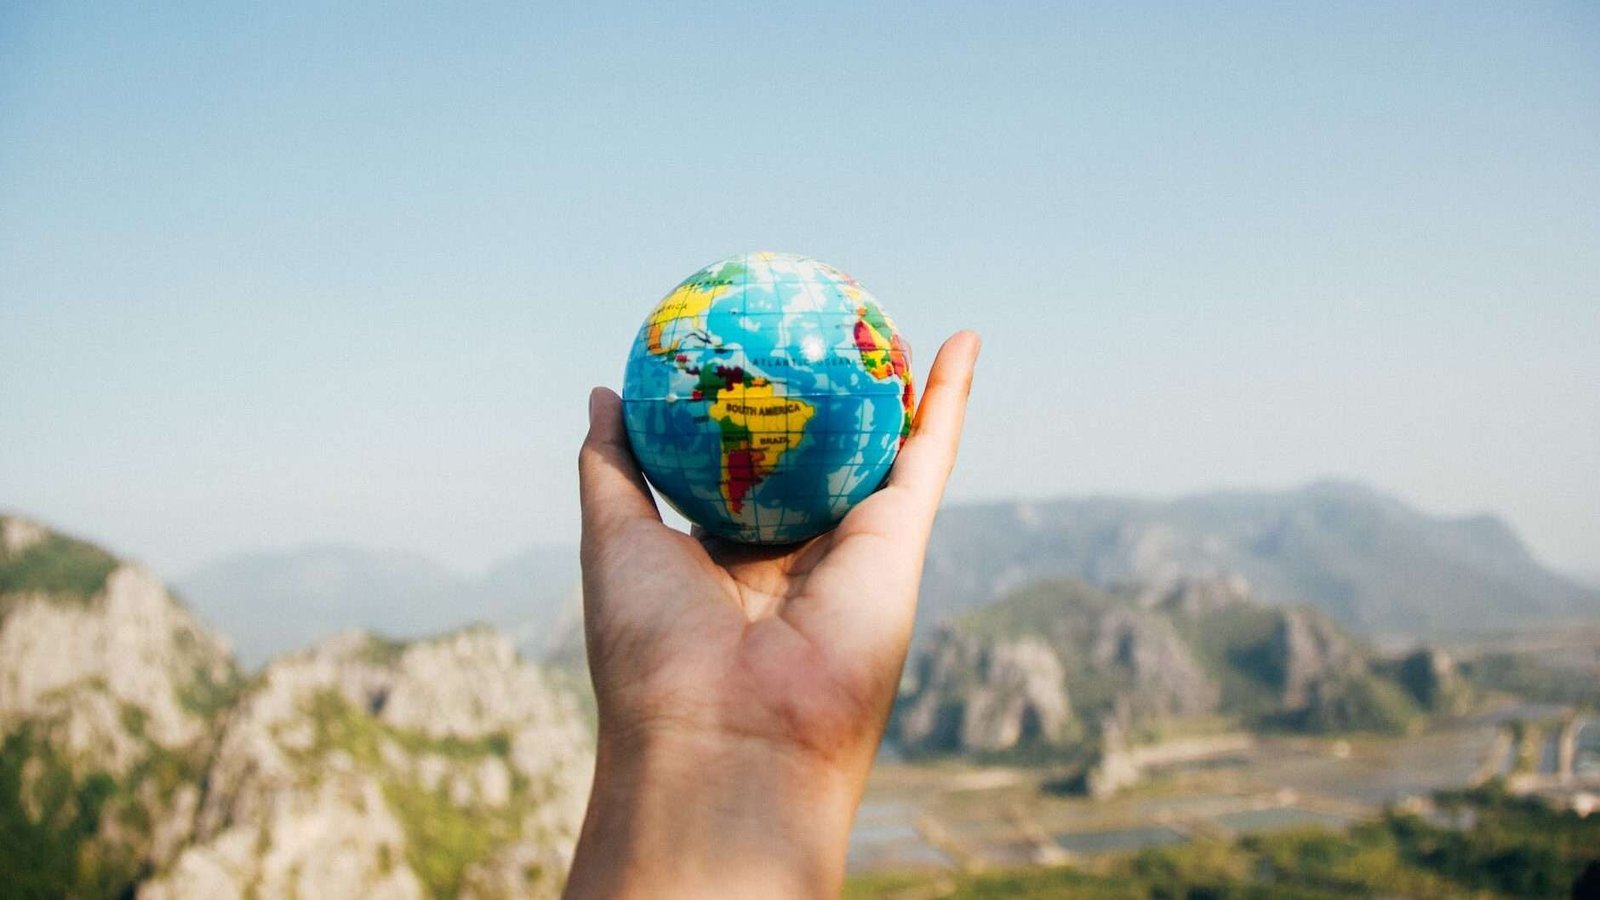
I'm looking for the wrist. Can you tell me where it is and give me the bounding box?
[563,724,863,899]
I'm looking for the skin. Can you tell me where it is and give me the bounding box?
[565,331,980,900]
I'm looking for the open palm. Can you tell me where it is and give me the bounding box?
[578,331,980,773]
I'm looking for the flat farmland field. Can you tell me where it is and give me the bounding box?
[847,723,1503,875]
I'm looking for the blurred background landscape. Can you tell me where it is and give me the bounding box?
[3,3,1597,898]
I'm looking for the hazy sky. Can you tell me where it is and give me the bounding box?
[3,2,1597,578]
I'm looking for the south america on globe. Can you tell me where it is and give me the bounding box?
[622,251,915,544]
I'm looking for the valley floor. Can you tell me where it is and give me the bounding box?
[846,715,1565,875]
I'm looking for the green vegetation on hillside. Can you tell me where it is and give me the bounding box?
[0,525,119,604]
[846,785,1600,899]
[295,689,528,898]
[0,712,216,900]
[1267,673,1421,736]
[1459,653,1600,709]
[1169,604,1287,716]
[960,579,1119,639]
[0,730,135,899]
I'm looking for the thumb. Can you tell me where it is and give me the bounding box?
[578,387,661,541]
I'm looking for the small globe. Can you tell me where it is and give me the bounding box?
[622,252,914,544]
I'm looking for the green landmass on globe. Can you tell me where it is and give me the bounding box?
[622,251,915,544]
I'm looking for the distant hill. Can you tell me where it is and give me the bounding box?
[176,480,1598,662]
[921,480,1600,638]
[179,543,578,668]
[894,576,1463,770]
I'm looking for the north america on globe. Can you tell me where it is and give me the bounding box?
[622,251,914,544]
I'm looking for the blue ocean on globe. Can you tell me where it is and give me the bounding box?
[622,252,915,544]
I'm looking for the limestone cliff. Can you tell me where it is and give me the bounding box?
[1264,608,1421,734]
[898,632,1076,753]
[895,578,1220,757]
[141,629,592,900]
[1088,607,1219,720]
[0,516,594,900]
[895,575,1427,760]
[0,516,238,895]
[1274,607,1360,710]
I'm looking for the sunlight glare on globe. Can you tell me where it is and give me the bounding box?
[622,252,915,544]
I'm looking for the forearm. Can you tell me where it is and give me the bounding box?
[563,728,863,899]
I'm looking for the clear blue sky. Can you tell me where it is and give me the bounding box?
[3,2,1597,577]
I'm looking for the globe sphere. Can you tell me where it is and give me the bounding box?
[622,252,914,544]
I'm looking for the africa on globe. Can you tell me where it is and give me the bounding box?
[622,251,915,544]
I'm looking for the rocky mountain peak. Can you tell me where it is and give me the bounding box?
[0,558,234,772]
[1,522,240,895]
[2,516,48,556]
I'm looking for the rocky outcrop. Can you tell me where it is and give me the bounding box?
[1394,647,1472,715]
[897,579,1223,756]
[1,516,48,556]
[0,518,238,894]
[899,632,1075,754]
[1274,608,1360,711]
[896,575,1432,773]
[957,638,1074,751]
[0,517,595,900]
[1089,608,1218,719]
[0,564,235,764]
[141,629,593,900]
[1264,612,1420,734]
[1085,710,1140,800]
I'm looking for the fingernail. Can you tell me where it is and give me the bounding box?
[588,388,602,425]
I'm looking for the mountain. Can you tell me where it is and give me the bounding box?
[180,543,578,668]
[0,516,239,895]
[893,575,1464,774]
[473,547,586,662]
[0,516,592,899]
[142,629,592,900]
[921,480,1600,638]
[180,480,1590,665]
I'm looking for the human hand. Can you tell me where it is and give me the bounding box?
[564,331,979,900]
